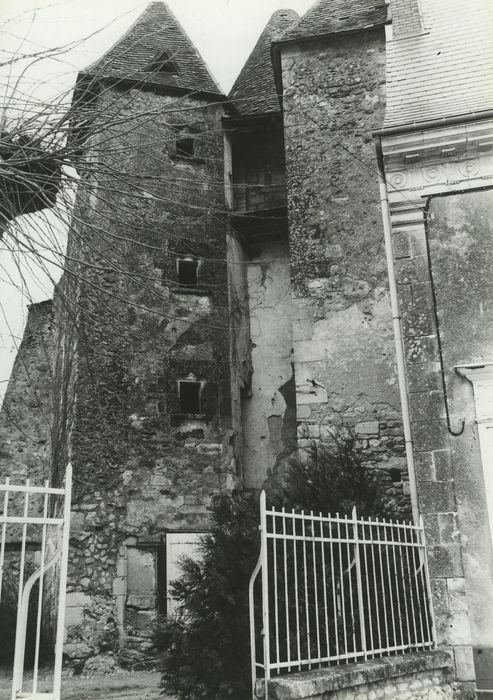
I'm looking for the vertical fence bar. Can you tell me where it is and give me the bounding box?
[411,526,426,646]
[273,511,279,673]
[369,519,382,654]
[32,482,50,695]
[383,518,397,651]
[320,516,329,660]
[344,513,355,657]
[0,478,10,605]
[329,517,339,660]
[301,511,311,667]
[390,519,404,650]
[419,515,436,646]
[292,509,301,670]
[337,515,348,659]
[362,517,373,656]
[352,507,367,661]
[396,523,412,648]
[311,512,321,665]
[53,463,73,700]
[403,523,418,647]
[12,480,31,700]
[282,508,291,672]
[376,517,389,652]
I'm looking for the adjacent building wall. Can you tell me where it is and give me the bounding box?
[280,30,409,508]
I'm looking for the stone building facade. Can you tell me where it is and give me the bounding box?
[1,0,492,692]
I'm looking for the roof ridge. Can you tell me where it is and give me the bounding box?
[82,1,223,97]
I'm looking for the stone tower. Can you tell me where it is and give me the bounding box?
[53,1,235,667]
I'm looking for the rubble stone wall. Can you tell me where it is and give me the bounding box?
[280,29,409,513]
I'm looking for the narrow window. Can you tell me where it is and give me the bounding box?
[178,378,201,414]
[145,50,178,74]
[177,258,198,288]
[175,137,195,159]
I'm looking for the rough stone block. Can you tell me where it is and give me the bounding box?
[435,610,472,646]
[453,646,476,682]
[405,334,438,364]
[409,391,445,422]
[431,578,448,611]
[407,362,441,392]
[293,319,314,342]
[415,452,434,481]
[65,605,84,627]
[428,544,463,578]
[355,421,380,436]
[422,513,440,544]
[395,255,430,285]
[412,419,449,452]
[392,231,411,259]
[402,309,435,337]
[433,450,452,480]
[438,513,459,543]
[447,578,467,612]
[66,591,91,608]
[418,480,456,513]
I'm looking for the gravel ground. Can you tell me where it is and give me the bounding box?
[0,669,169,699]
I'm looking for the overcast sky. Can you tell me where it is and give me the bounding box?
[0,0,314,402]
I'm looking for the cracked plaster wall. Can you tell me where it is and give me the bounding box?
[241,240,296,489]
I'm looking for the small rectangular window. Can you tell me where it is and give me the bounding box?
[175,137,195,159]
[177,258,199,288]
[179,380,201,414]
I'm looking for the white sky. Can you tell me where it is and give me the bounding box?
[0,0,314,402]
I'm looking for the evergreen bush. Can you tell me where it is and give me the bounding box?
[156,428,399,699]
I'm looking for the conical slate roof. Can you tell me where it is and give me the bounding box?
[229,9,299,116]
[85,2,223,97]
[281,0,387,42]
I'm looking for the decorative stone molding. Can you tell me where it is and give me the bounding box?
[381,120,493,209]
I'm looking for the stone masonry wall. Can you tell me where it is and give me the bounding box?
[54,85,236,669]
[266,651,466,700]
[281,30,409,512]
[0,300,53,485]
[389,188,493,687]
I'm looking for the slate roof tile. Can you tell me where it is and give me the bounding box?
[281,0,387,42]
[384,0,493,127]
[84,1,223,97]
[228,9,300,116]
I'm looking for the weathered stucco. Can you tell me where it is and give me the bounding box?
[242,240,296,489]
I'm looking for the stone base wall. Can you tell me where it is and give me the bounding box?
[266,652,474,700]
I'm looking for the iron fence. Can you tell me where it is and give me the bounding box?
[0,464,72,700]
[249,491,435,698]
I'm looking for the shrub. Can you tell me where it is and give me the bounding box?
[157,490,259,700]
[157,429,399,699]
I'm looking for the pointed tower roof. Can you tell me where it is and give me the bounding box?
[84,2,223,98]
[228,9,299,116]
[281,0,387,43]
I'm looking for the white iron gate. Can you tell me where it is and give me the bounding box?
[249,491,435,699]
[0,464,72,700]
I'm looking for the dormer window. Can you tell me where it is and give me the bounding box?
[144,50,179,74]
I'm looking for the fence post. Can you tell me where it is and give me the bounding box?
[259,490,270,698]
[352,506,367,660]
[53,463,73,700]
[419,514,437,647]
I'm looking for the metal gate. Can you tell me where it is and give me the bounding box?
[0,464,72,700]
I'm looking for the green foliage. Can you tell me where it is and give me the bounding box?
[156,490,259,700]
[156,429,397,699]
[278,427,396,518]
